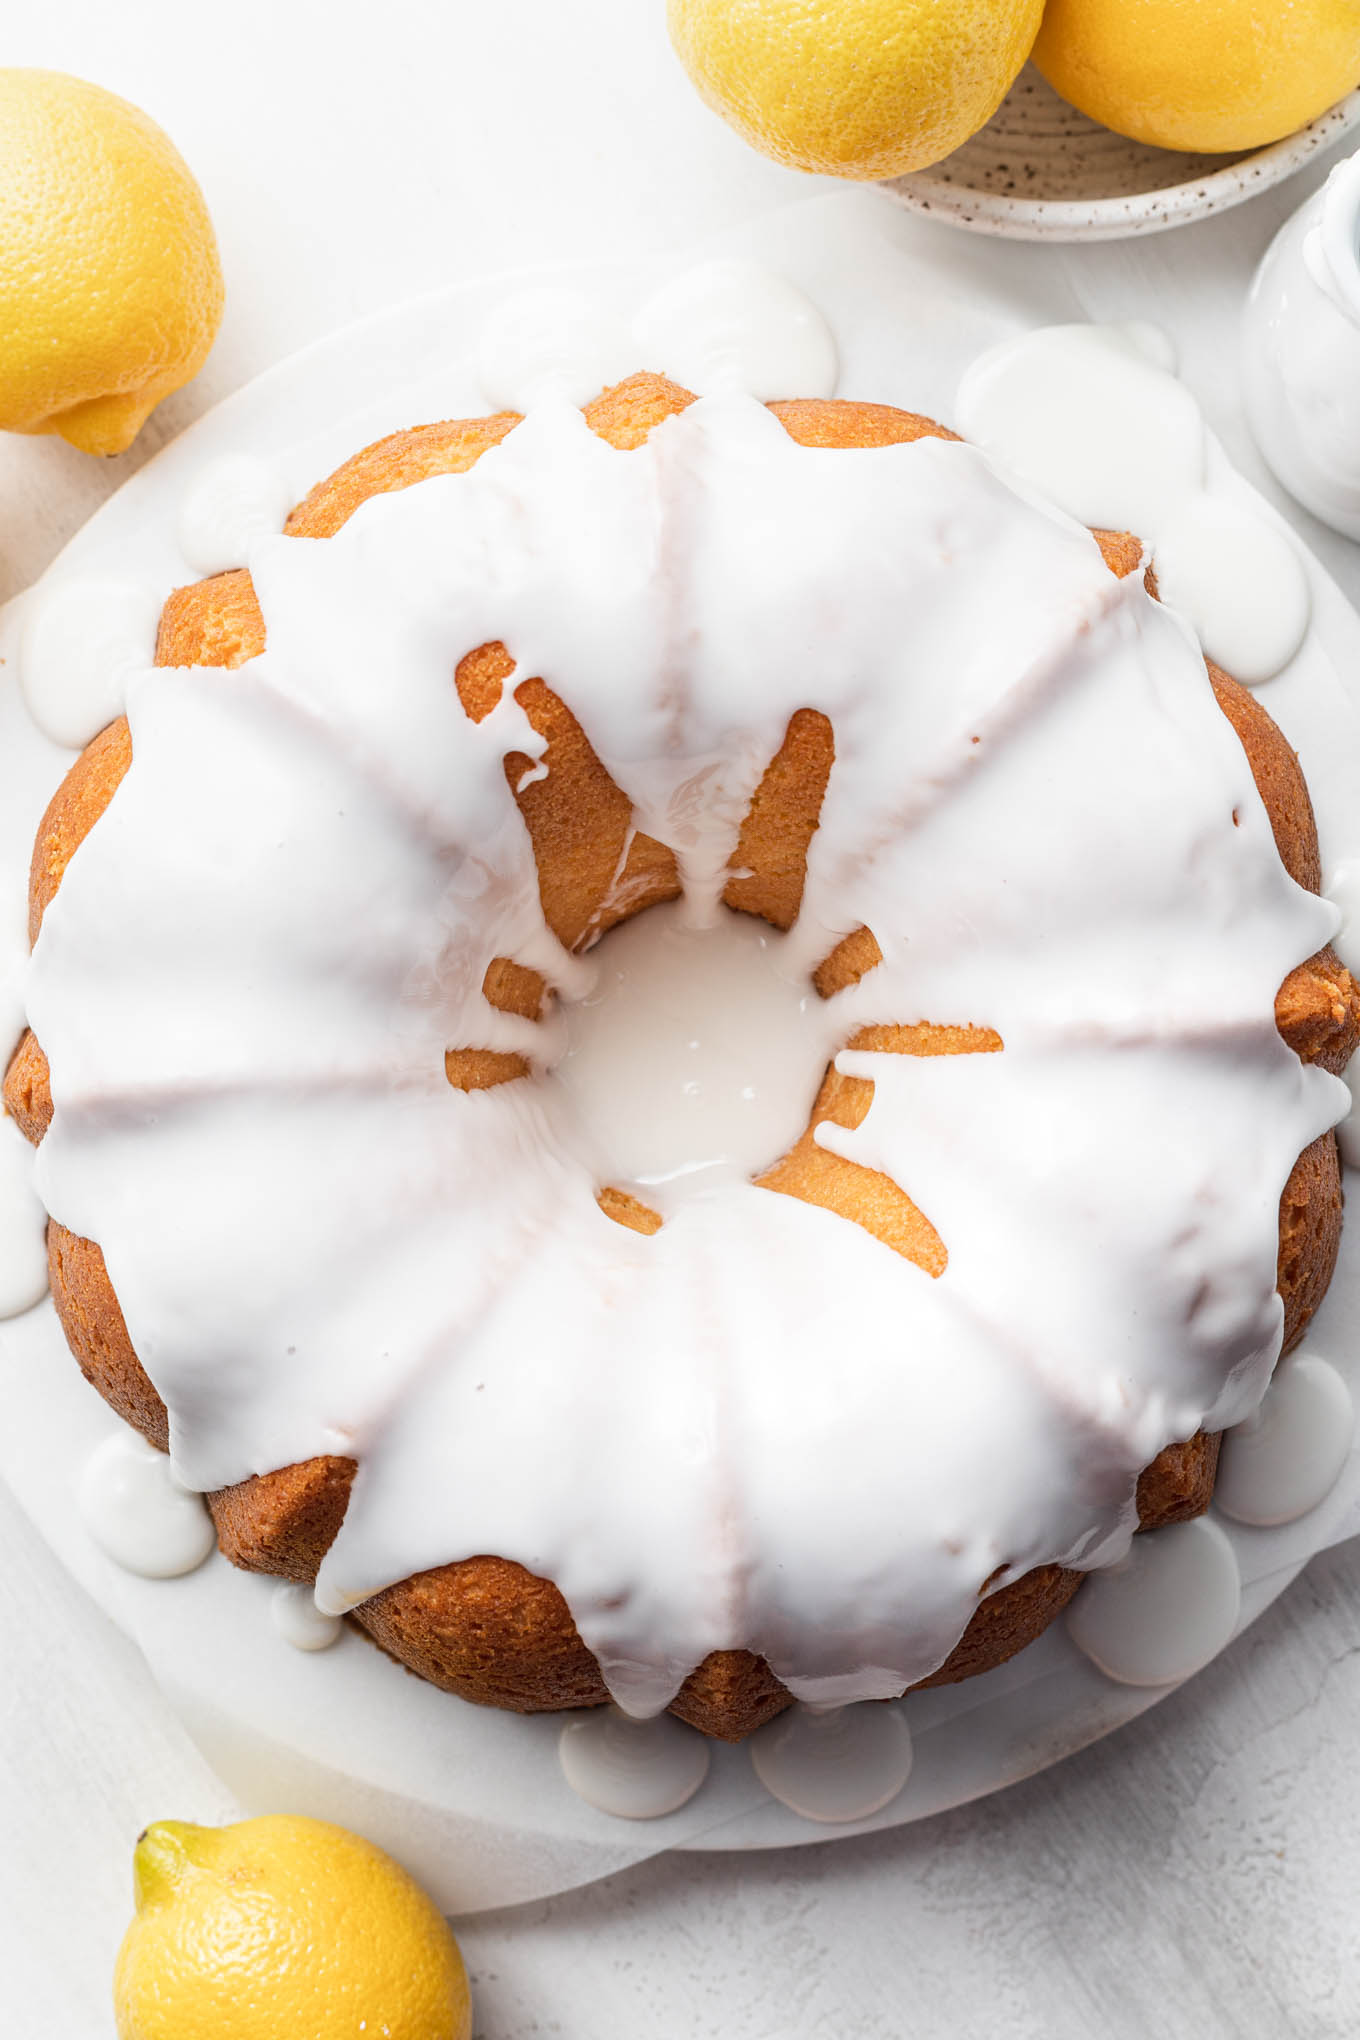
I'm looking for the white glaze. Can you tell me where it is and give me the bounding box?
[477,288,628,414]
[1328,856,1360,977]
[270,1581,343,1652]
[1341,1061,1360,1170]
[0,922,26,1093]
[632,260,838,399]
[1154,495,1312,687]
[749,1703,913,1824]
[551,900,837,1208]
[18,577,163,751]
[1066,1516,1241,1687]
[1243,150,1360,541]
[177,454,294,577]
[79,1430,216,1579]
[27,392,1343,1716]
[1336,829,1360,1163]
[1216,1352,1354,1527]
[956,324,1311,685]
[1116,320,1179,377]
[0,1112,48,1319]
[558,1706,709,1818]
[959,323,1205,535]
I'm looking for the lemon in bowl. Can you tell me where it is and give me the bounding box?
[1032,0,1360,153]
[668,0,1046,178]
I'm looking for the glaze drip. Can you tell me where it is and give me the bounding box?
[26,393,1344,1716]
[956,324,1311,685]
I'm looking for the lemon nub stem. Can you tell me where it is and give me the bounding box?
[132,1820,208,1910]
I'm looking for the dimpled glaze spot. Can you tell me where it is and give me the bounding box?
[1066,1516,1241,1686]
[1217,1352,1355,1526]
[559,1707,710,1818]
[750,1703,914,1823]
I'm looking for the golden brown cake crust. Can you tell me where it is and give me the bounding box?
[285,414,522,539]
[27,716,133,947]
[2,1027,51,1145]
[9,371,1358,1741]
[209,1456,357,1584]
[45,1224,168,1452]
[912,1565,1084,1690]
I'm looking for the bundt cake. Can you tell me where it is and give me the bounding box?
[6,372,1358,1740]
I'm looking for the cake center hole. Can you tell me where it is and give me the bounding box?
[549,899,836,1212]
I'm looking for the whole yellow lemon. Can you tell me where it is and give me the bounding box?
[668,0,1045,178]
[0,70,223,456]
[1032,0,1360,153]
[113,1816,473,2040]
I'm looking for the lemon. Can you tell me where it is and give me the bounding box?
[667,0,1045,178]
[1032,0,1360,154]
[113,1816,473,2040]
[0,70,223,456]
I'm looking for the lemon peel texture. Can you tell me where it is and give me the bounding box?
[0,69,223,456]
[668,0,1044,179]
[114,1816,472,2040]
[1033,0,1360,154]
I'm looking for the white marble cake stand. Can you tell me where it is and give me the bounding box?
[2,191,1359,1913]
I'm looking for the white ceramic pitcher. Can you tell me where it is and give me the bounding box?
[1243,149,1360,540]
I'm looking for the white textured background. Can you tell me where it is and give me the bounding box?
[4,5,1360,2035]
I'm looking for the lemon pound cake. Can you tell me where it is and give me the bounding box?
[7,373,1359,1740]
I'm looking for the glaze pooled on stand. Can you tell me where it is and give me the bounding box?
[79,1430,216,1580]
[1065,1518,1242,1688]
[19,578,162,751]
[558,1707,710,1820]
[1215,1353,1354,1527]
[957,322,1311,685]
[750,1703,914,1824]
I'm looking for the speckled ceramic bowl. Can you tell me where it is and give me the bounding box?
[882,67,1360,242]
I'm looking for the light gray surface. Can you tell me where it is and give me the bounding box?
[465,1539,1360,2039]
[4,5,1360,2034]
